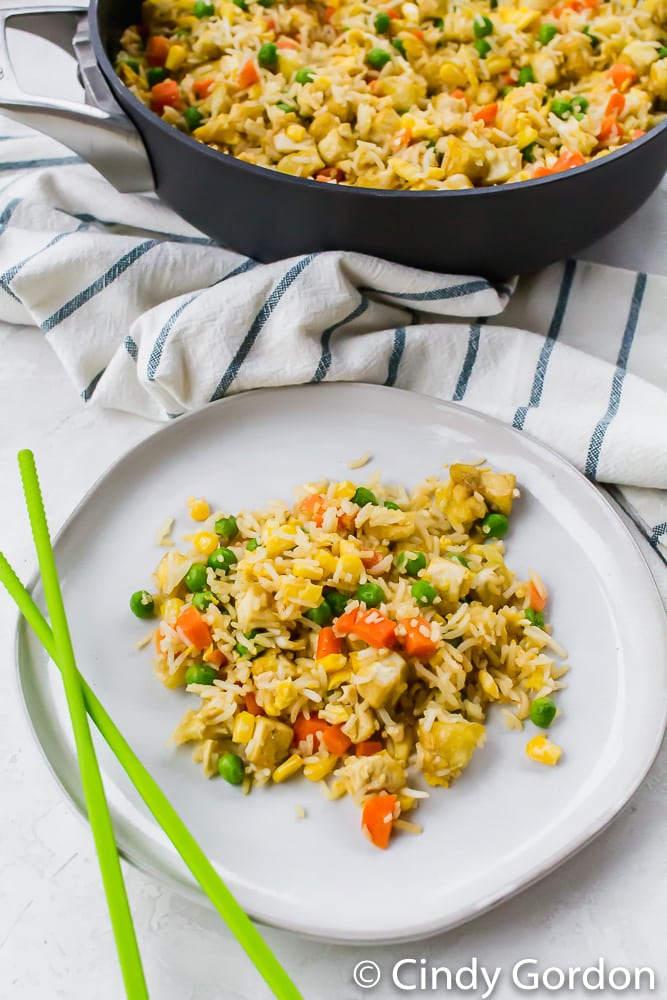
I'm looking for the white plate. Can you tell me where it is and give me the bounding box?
[16,384,667,944]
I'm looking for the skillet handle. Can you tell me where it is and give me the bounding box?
[0,4,155,192]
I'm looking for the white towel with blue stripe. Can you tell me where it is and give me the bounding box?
[0,118,665,562]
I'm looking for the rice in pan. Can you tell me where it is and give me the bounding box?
[116,0,667,189]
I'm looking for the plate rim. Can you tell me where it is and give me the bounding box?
[14,382,667,944]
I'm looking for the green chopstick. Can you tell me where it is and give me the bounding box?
[2,458,303,1000]
[17,450,149,1000]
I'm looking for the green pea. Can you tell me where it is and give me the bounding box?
[352,486,378,506]
[277,101,297,112]
[411,580,438,605]
[481,512,509,538]
[193,1,215,16]
[186,664,218,685]
[659,46,667,58]
[246,538,259,551]
[524,607,545,629]
[521,141,538,162]
[130,590,155,619]
[397,550,427,575]
[258,42,278,69]
[147,66,167,87]
[325,590,348,617]
[295,67,315,84]
[518,65,535,86]
[305,602,334,627]
[173,27,191,37]
[185,563,208,592]
[384,501,400,510]
[192,590,217,612]
[446,636,463,648]
[236,641,250,657]
[489,0,498,8]
[529,696,557,728]
[218,751,245,784]
[391,38,406,57]
[232,0,248,9]
[502,85,516,97]
[538,23,558,45]
[432,16,444,28]
[474,38,492,58]
[257,0,274,6]
[473,14,493,38]
[551,98,573,119]
[208,547,238,573]
[215,515,239,542]
[572,95,589,112]
[366,47,392,70]
[357,581,384,608]
[450,554,469,567]
[184,106,203,132]
[119,54,140,71]
[374,12,390,33]
[582,25,600,48]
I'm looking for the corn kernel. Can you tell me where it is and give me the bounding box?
[187,497,210,521]
[439,62,468,87]
[336,554,364,585]
[526,734,562,766]
[486,55,512,75]
[479,669,501,699]
[523,669,545,691]
[426,167,446,180]
[327,669,352,689]
[333,480,356,500]
[291,560,324,580]
[272,753,304,783]
[314,76,331,89]
[304,755,338,781]
[265,523,298,557]
[389,157,421,182]
[232,711,256,744]
[281,580,323,606]
[402,1,420,20]
[165,43,187,71]
[398,792,415,812]
[517,126,539,150]
[286,123,306,142]
[161,598,184,624]
[318,652,347,673]
[316,550,338,575]
[263,680,297,715]
[193,531,219,555]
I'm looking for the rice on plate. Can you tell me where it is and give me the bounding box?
[115,0,667,189]
[131,463,568,850]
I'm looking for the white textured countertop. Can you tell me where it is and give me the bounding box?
[0,20,666,1000]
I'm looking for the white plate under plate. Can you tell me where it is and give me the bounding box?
[15,384,667,944]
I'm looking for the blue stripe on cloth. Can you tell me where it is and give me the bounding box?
[608,489,667,569]
[311,294,369,383]
[0,222,88,302]
[211,253,317,401]
[124,335,138,360]
[41,239,158,332]
[0,155,82,172]
[512,259,577,430]
[0,197,21,231]
[650,522,667,547]
[453,319,484,401]
[584,272,647,480]
[147,257,257,381]
[80,368,105,401]
[71,211,217,246]
[360,278,491,302]
[385,327,406,387]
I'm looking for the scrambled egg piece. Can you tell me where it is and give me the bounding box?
[351,650,408,709]
[335,750,406,804]
[418,717,486,787]
[245,717,293,770]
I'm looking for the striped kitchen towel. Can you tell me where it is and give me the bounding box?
[0,118,665,561]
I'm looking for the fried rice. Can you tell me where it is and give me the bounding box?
[115,0,667,189]
[135,464,568,849]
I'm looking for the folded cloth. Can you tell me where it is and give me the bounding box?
[0,119,665,562]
